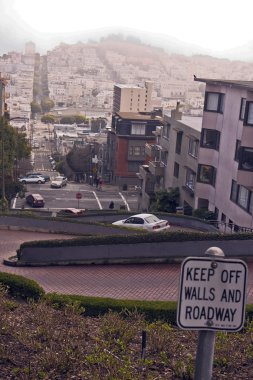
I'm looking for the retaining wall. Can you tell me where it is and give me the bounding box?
[16,239,253,266]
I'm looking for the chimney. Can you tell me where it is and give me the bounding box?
[171,101,182,120]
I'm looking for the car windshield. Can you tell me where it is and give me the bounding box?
[145,215,160,224]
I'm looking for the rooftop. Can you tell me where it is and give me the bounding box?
[194,77,253,90]
[116,112,162,121]
[163,111,202,132]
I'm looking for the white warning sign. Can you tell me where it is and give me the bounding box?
[177,257,247,331]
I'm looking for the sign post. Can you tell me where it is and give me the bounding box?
[76,192,82,209]
[177,247,248,380]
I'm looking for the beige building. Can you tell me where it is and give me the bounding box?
[194,77,253,230]
[138,103,202,214]
[112,81,153,113]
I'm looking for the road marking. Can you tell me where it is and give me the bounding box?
[93,191,103,210]
[119,192,131,211]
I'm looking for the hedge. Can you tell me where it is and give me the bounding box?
[45,292,178,323]
[0,272,45,301]
[18,231,253,252]
[1,272,253,327]
[41,293,253,326]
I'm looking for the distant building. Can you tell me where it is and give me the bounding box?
[25,41,36,55]
[112,81,153,113]
[194,77,253,229]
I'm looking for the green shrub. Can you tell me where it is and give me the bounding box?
[0,272,45,301]
[18,230,253,253]
[45,292,177,323]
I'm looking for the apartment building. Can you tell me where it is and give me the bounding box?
[194,77,253,229]
[112,81,153,113]
[107,110,164,187]
[138,103,201,213]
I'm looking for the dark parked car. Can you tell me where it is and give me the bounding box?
[26,194,45,208]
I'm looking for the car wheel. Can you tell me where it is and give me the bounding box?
[21,180,26,184]
[38,180,42,184]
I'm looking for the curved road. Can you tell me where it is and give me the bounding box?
[1,230,253,303]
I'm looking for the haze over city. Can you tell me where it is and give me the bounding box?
[2,0,253,60]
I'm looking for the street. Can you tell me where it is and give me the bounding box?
[14,122,139,212]
[1,229,253,303]
[13,179,139,211]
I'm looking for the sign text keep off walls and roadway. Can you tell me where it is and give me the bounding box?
[177,257,248,331]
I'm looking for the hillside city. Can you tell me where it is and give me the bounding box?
[1,38,253,230]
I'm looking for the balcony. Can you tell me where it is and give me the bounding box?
[137,165,152,181]
[148,161,165,177]
[145,143,159,160]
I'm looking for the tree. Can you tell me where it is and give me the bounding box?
[149,188,180,213]
[41,114,57,124]
[41,97,55,113]
[59,115,86,124]
[30,100,41,114]
[60,115,76,124]
[0,117,31,205]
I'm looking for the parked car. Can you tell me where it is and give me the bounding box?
[26,193,45,208]
[19,175,45,184]
[50,176,68,188]
[25,172,51,182]
[57,208,85,217]
[112,213,171,232]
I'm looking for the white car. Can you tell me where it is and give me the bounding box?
[19,175,46,184]
[112,213,171,232]
[57,208,85,217]
[50,176,68,188]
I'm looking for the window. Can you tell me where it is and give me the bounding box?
[244,101,253,125]
[239,147,253,171]
[163,124,170,139]
[249,194,253,214]
[129,146,145,157]
[131,123,146,135]
[238,186,250,209]
[200,129,220,150]
[197,165,216,186]
[230,180,238,202]
[188,137,199,158]
[234,140,241,162]
[230,180,253,214]
[175,131,183,154]
[185,169,196,191]
[174,162,179,178]
[204,92,225,113]
[128,161,142,172]
[221,213,226,222]
[239,98,246,120]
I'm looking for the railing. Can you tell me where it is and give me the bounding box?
[208,220,253,233]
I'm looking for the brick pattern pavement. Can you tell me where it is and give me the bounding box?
[1,230,253,303]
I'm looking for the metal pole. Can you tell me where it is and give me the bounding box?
[194,247,225,380]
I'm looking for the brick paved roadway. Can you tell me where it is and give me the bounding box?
[1,230,253,303]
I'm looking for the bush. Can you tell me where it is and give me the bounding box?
[0,272,45,301]
[45,292,177,323]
